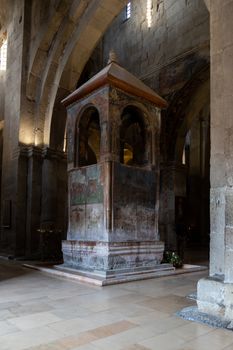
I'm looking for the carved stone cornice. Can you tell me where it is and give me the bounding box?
[19,145,44,158]
[42,147,67,161]
[18,144,67,161]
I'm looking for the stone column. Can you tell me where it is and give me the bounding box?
[159,161,186,251]
[199,114,210,245]
[0,0,27,256]
[39,148,67,260]
[197,0,233,321]
[24,147,43,256]
[40,148,67,231]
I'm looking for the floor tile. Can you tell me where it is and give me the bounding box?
[0,326,61,350]
[8,311,62,331]
[2,258,230,350]
[181,328,233,350]
[0,320,20,336]
[123,345,150,350]
[138,331,187,350]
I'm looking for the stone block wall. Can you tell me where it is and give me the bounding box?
[103,0,209,97]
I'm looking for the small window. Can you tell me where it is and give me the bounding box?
[63,125,67,152]
[182,147,186,165]
[126,2,131,20]
[182,130,190,165]
[0,39,7,71]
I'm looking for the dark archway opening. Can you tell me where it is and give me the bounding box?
[180,113,210,264]
[76,107,101,167]
[120,106,146,167]
[162,68,210,265]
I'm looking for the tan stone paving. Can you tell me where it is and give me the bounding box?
[0,259,233,349]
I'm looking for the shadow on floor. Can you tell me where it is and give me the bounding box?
[0,258,33,282]
[183,246,209,266]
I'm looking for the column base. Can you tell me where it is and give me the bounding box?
[197,276,233,322]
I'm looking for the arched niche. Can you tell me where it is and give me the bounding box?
[120,106,148,166]
[76,106,101,167]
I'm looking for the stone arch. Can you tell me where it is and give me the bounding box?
[118,101,152,130]
[75,105,101,167]
[174,79,210,162]
[25,0,127,148]
[23,0,74,145]
[203,0,210,11]
[159,66,210,252]
[173,70,210,251]
[166,66,210,161]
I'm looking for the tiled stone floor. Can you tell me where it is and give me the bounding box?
[0,258,233,350]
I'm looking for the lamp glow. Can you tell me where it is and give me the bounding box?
[0,39,7,70]
[126,2,131,19]
[147,0,152,28]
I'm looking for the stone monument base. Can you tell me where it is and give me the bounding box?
[62,240,165,270]
[61,239,174,284]
[55,262,175,285]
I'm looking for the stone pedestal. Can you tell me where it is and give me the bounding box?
[62,240,165,274]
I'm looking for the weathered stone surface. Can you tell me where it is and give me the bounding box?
[62,59,166,281]
[197,277,233,321]
[197,0,233,322]
[62,240,164,273]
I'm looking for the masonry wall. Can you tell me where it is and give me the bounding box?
[29,0,61,72]
[103,0,209,99]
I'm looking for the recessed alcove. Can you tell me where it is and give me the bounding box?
[120,106,146,166]
[76,106,101,167]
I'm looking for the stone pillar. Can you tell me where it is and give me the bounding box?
[197,0,233,321]
[0,0,27,256]
[199,113,210,246]
[24,147,43,256]
[159,161,186,251]
[40,148,67,233]
[39,148,67,260]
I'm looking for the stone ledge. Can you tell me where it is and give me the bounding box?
[22,262,207,286]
